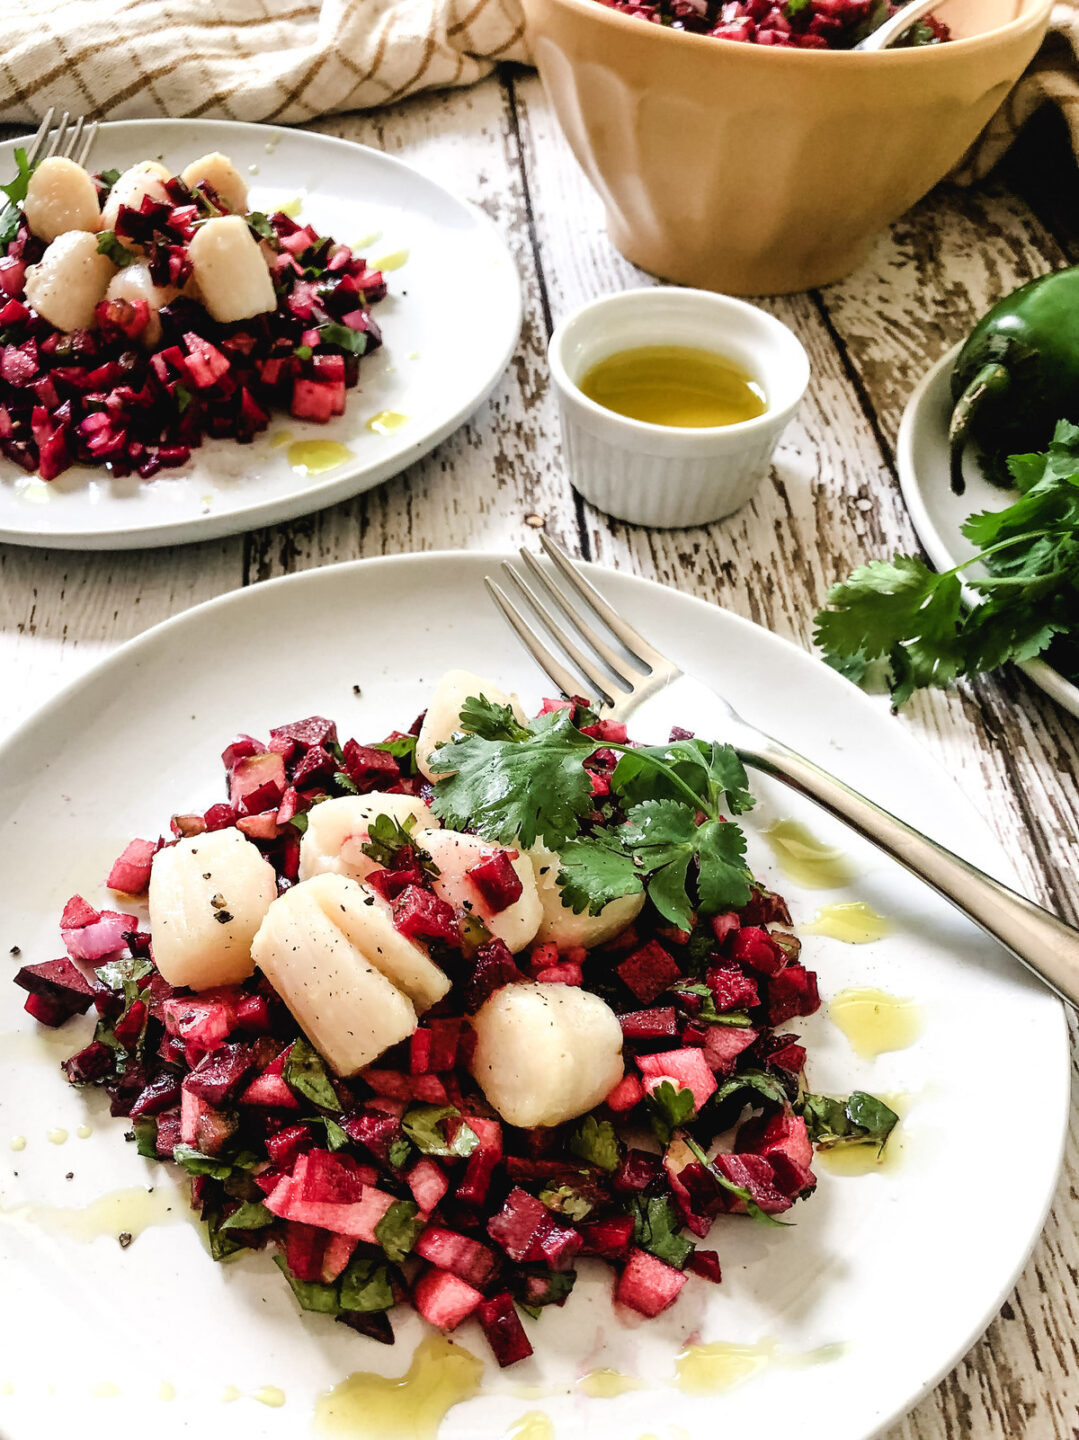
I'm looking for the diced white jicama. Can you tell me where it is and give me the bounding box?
[23,156,100,242]
[187,215,277,323]
[415,669,526,782]
[148,827,277,989]
[421,829,541,953]
[101,161,171,229]
[180,152,249,215]
[528,842,645,948]
[24,231,115,334]
[251,877,417,1075]
[299,793,439,884]
[470,981,624,1127]
[310,873,450,1013]
[105,262,178,346]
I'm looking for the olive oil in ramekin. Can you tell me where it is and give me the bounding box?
[578,345,766,428]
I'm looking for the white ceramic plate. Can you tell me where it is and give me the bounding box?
[0,121,520,549]
[0,554,1068,1440]
[897,345,1079,718]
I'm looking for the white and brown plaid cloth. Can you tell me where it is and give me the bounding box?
[0,0,1075,173]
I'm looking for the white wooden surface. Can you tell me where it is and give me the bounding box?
[2,72,1078,1438]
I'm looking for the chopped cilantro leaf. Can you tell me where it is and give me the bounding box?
[375,1199,423,1263]
[646,1080,697,1144]
[284,1037,341,1112]
[568,1115,620,1172]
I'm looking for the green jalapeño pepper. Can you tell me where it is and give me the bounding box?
[949,265,1079,493]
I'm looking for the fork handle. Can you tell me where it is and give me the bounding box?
[741,733,1079,1009]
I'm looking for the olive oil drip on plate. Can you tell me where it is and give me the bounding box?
[287,440,355,476]
[315,1334,483,1439]
[829,987,924,1059]
[507,1412,555,1440]
[763,819,856,890]
[366,411,410,436]
[803,901,890,944]
[0,1184,187,1242]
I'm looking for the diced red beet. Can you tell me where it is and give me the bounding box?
[617,940,682,1004]
[294,1149,368,1204]
[756,1032,807,1074]
[183,333,230,389]
[163,996,232,1053]
[14,958,94,1024]
[341,1109,403,1164]
[605,1072,644,1112]
[688,1249,722,1283]
[114,999,148,1047]
[619,1006,678,1041]
[239,1068,301,1109]
[106,836,158,894]
[154,1110,182,1157]
[285,1222,329,1283]
[705,962,760,1011]
[291,744,335,788]
[487,1187,581,1270]
[710,911,740,944]
[616,1249,688,1318]
[234,992,272,1033]
[63,909,137,963]
[637,1047,717,1113]
[534,961,583,986]
[130,1072,183,1118]
[221,733,266,770]
[580,718,629,743]
[408,1157,450,1215]
[60,894,99,929]
[457,1144,502,1208]
[183,1043,256,1106]
[342,740,400,790]
[229,751,286,812]
[364,1069,449,1105]
[265,1124,314,1168]
[466,850,524,915]
[613,1148,664,1194]
[270,715,339,751]
[727,926,787,976]
[415,1226,498,1289]
[701,1025,758,1074]
[579,1213,635,1259]
[237,810,281,841]
[264,1174,395,1241]
[392,885,460,946]
[712,1154,792,1215]
[765,964,820,1025]
[203,802,239,831]
[410,1018,464,1074]
[463,938,522,1012]
[476,1291,533,1367]
[413,1267,483,1332]
[62,1039,114,1084]
[740,1110,814,1171]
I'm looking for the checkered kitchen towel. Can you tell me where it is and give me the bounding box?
[0,0,528,124]
[0,0,1074,165]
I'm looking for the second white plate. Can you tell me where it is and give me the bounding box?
[0,120,521,550]
[897,344,1079,718]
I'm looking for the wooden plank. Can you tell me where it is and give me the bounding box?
[243,82,582,585]
[0,537,242,731]
[510,70,1079,1439]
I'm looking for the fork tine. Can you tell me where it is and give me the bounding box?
[517,549,648,690]
[539,534,670,670]
[484,579,590,702]
[44,111,70,160]
[75,120,99,170]
[23,108,55,169]
[501,562,632,707]
[62,116,85,160]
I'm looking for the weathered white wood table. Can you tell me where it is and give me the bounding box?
[2,70,1077,1440]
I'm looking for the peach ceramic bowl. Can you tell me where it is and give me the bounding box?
[521,0,1053,294]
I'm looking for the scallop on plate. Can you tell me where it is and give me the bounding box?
[0,552,1068,1440]
[0,120,520,550]
[897,343,1079,719]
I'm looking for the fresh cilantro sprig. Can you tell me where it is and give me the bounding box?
[0,147,34,248]
[797,1091,899,1152]
[814,420,1079,705]
[362,811,439,880]
[429,701,755,930]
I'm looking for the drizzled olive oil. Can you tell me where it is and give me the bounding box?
[579,346,766,428]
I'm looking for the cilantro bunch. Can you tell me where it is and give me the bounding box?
[814,420,1079,705]
[428,697,756,932]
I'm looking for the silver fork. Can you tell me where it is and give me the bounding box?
[487,535,1079,1009]
[21,107,98,169]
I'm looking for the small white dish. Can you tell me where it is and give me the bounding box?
[897,344,1079,719]
[548,287,809,528]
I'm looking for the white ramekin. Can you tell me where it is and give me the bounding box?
[548,287,809,528]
